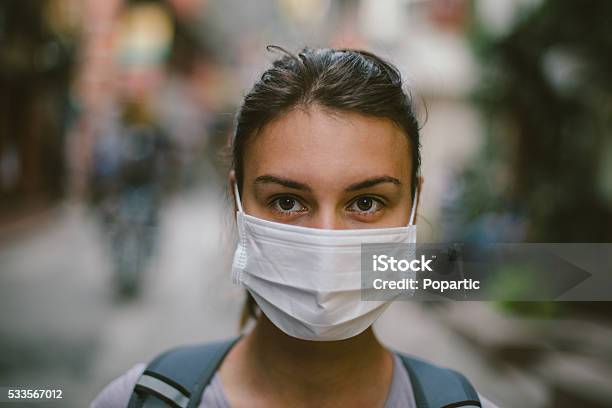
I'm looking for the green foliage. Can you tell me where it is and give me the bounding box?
[458,0,612,316]
[462,0,612,242]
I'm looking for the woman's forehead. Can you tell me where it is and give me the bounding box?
[243,106,413,188]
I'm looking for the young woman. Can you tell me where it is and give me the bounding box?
[92,47,497,408]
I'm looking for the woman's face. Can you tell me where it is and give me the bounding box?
[239,105,416,229]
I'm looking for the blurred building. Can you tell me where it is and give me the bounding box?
[0,0,78,221]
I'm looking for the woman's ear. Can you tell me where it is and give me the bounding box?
[415,176,424,222]
[229,169,237,212]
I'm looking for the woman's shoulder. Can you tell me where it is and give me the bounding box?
[90,363,146,408]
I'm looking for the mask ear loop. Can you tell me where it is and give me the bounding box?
[233,182,244,213]
[408,189,418,226]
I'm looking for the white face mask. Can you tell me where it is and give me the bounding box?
[231,183,418,341]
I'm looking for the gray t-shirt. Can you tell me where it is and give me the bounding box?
[91,354,497,407]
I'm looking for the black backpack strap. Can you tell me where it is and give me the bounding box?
[397,353,482,408]
[128,336,240,408]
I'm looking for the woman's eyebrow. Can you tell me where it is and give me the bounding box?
[345,176,401,192]
[253,174,312,191]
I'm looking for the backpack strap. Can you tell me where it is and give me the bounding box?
[128,336,240,408]
[397,353,482,408]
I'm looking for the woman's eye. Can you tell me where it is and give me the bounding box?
[271,196,306,213]
[348,197,384,214]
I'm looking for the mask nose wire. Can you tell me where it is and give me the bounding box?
[408,190,418,226]
[233,182,244,213]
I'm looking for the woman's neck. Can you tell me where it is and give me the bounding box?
[221,316,394,407]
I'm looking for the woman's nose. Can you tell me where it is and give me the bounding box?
[306,208,348,230]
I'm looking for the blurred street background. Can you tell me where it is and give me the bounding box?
[1,0,611,407]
